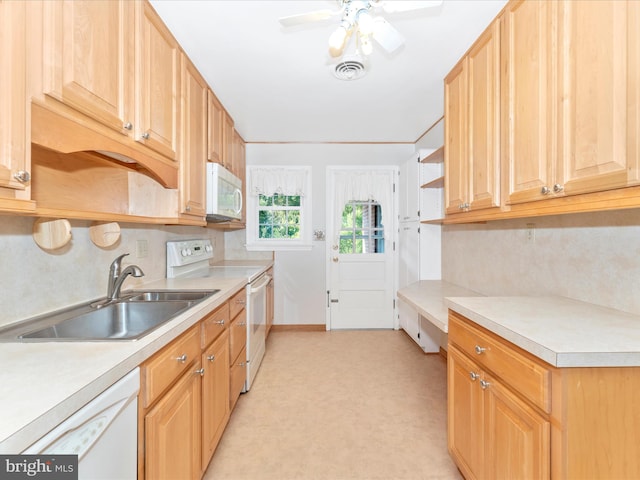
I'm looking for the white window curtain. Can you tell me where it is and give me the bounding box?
[249,167,308,196]
[332,169,394,246]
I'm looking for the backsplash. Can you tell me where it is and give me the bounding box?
[442,209,640,316]
[0,216,225,328]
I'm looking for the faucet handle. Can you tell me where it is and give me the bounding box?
[110,253,130,276]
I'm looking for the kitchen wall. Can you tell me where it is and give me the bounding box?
[245,143,414,326]
[442,209,640,316]
[0,216,225,328]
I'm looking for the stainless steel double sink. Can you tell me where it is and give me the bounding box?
[0,290,219,341]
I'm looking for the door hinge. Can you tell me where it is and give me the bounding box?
[393,299,396,309]
[393,241,396,251]
[418,332,421,339]
[393,183,396,193]
[418,226,421,234]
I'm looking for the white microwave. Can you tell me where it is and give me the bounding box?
[206,163,243,222]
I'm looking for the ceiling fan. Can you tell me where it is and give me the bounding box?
[279,0,444,58]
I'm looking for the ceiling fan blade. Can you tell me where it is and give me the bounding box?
[380,0,443,14]
[371,17,404,53]
[279,9,339,27]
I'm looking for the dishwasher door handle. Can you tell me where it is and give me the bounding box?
[250,274,271,293]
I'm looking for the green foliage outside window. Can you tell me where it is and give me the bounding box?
[258,194,302,239]
[339,201,384,254]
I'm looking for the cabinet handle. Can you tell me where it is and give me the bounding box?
[141,132,150,140]
[176,354,188,363]
[237,361,246,367]
[195,367,205,376]
[474,345,486,355]
[207,355,215,363]
[185,205,191,212]
[553,183,564,193]
[469,372,480,381]
[480,379,491,390]
[236,299,246,305]
[13,170,30,183]
[541,186,551,195]
[238,322,246,327]
[123,122,133,130]
[214,320,225,326]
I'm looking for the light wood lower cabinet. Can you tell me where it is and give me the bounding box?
[448,310,640,479]
[139,287,248,479]
[201,329,230,472]
[144,361,202,480]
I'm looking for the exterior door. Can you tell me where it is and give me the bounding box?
[326,167,397,330]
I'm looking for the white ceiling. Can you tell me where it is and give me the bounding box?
[150,0,508,144]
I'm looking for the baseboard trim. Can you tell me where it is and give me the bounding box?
[270,324,326,332]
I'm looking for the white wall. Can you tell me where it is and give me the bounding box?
[0,217,225,328]
[245,143,414,325]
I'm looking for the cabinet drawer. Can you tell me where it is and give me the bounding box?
[229,287,246,320]
[201,302,229,348]
[141,325,201,408]
[229,346,246,410]
[448,312,551,413]
[229,309,247,363]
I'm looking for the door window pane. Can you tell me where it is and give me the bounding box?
[339,201,384,254]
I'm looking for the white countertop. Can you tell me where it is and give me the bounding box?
[397,280,482,332]
[0,262,272,453]
[446,296,640,368]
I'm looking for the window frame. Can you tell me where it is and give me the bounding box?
[246,166,312,251]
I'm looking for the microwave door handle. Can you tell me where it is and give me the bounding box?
[234,188,242,214]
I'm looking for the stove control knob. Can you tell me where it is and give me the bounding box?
[186,248,192,256]
[181,248,188,257]
[205,245,213,252]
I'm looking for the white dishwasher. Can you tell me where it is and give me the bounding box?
[23,367,139,480]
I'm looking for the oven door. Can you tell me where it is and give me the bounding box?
[245,273,270,391]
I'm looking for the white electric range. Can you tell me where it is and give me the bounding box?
[166,239,270,391]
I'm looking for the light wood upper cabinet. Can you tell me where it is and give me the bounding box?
[39,0,133,136]
[223,112,235,173]
[207,91,224,165]
[501,0,555,205]
[557,0,640,196]
[0,0,34,211]
[135,0,181,162]
[503,0,640,206]
[445,20,501,216]
[180,54,207,219]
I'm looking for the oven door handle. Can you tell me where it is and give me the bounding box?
[250,274,271,293]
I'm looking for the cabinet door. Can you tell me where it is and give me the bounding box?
[222,112,234,172]
[180,55,207,218]
[0,0,31,201]
[557,0,640,195]
[40,0,133,136]
[483,371,550,479]
[202,330,230,471]
[136,1,180,162]
[145,366,201,480]
[208,91,224,165]
[502,0,555,205]
[447,346,483,480]
[444,59,468,214]
[234,131,246,223]
[468,21,501,211]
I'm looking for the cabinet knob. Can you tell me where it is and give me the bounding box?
[123,122,133,130]
[141,132,150,140]
[195,367,205,376]
[13,170,30,184]
[185,205,191,212]
[553,183,564,193]
[469,372,480,381]
[176,354,188,363]
[207,355,215,363]
[541,186,551,195]
[236,299,246,305]
[214,320,225,326]
[474,345,486,355]
[480,379,491,390]
[238,322,246,327]
[237,361,246,367]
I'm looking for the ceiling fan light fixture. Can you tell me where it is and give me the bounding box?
[359,33,373,55]
[356,10,374,35]
[328,23,350,57]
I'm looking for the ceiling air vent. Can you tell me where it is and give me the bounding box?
[333,55,367,81]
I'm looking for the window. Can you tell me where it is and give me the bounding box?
[339,201,384,254]
[246,166,312,251]
[258,194,301,239]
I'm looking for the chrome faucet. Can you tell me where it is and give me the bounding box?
[106,253,145,301]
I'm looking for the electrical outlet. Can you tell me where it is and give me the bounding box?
[136,239,148,258]
[526,223,535,242]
